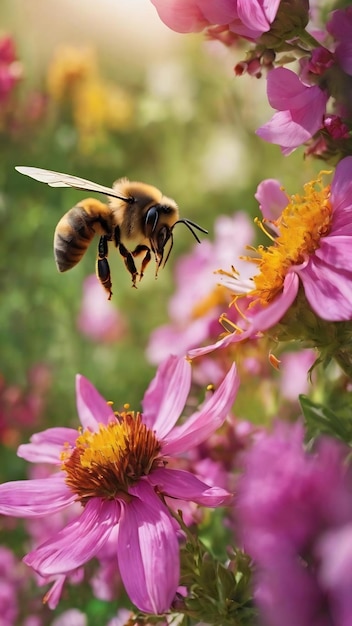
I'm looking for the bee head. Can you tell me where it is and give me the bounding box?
[145,204,177,256]
[145,204,208,270]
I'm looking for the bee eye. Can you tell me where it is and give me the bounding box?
[157,225,170,251]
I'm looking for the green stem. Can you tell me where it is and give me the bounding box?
[296,28,325,50]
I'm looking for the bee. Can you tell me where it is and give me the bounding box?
[15,166,208,299]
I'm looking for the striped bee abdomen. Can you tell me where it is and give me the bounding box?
[53,199,113,272]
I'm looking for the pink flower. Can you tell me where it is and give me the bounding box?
[327,8,352,76]
[0,35,22,102]
[51,609,87,626]
[0,356,238,614]
[189,158,352,358]
[256,67,328,155]
[147,212,254,366]
[235,421,352,626]
[150,0,280,40]
[77,275,128,343]
[279,349,316,401]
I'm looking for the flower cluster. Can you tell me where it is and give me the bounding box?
[2,1,352,625]
[236,422,352,626]
[47,45,134,152]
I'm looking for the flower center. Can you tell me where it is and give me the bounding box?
[61,411,161,503]
[191,285,231,319]
[248,173,332,306]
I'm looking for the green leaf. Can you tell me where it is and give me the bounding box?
[300,395,352,444]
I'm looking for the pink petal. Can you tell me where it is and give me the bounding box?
[149,468,232,506]
[150,0,208,33]
[187,326,255,359]
[75,375,115,431]
[255,178,288,221]
[336,41,352,75]
[262,0,281,23]
[237,0,276,33]
[249,271,299,332]
[162,362,239,455]
[42,575,66,609]
[266,68,320,110]
[331,156,352,214]
[24,499,120,575]
[142,356,192,438]
[17,427,77,464]
[146,315,214,365]
[257,111,317,152]
[199,0,238,24]
[117,481,179,614]
[0,476,75,517]
[298,258,352,321]
[315,236,352,270]
[327,8,352,41]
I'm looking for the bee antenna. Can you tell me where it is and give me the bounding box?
[173,219,208,243]
[162,232,174,267]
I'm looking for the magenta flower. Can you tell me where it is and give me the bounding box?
[0,35,22,102]
[256,67,328,154]
[147,212,254,368]
[189,157,352,358]
[150,0,280,40]
[0,356,238,614]
[327,8,352,76]
[235,421,352,626]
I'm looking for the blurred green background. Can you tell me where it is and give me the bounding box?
[0,1,320,622]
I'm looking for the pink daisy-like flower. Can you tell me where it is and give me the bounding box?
[147,212,254,367]
[189,157,352,358]
[235,421,352,626]
[256,67,328,155]
[0,356,238,614]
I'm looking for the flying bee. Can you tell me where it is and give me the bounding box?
[15,166,208,299]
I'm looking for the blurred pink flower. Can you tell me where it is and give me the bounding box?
[50,609,87,626]
[236,421,352,626]
[147,212,254,368]
[0,546,21,626]
[327,7,352,76]
[189,158,352,358]
[256,67,328,154]
[0,365,52,447]
[77,275,127,343]
[150,0,280,40]
[0,35,22,102]
[279,349,316,401]
[0,356,238,613]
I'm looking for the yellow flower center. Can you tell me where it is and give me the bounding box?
[191,285,231,319]
[62,411,161,503]
[247,173,333,306]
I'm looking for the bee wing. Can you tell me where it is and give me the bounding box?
[15,166,130,201]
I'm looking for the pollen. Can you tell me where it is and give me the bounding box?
[62,412,161,503]
[247,173,332,306]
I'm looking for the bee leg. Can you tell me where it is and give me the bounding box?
[96,235,113,299]
[132,244,151,281]
[118,243,138,288]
